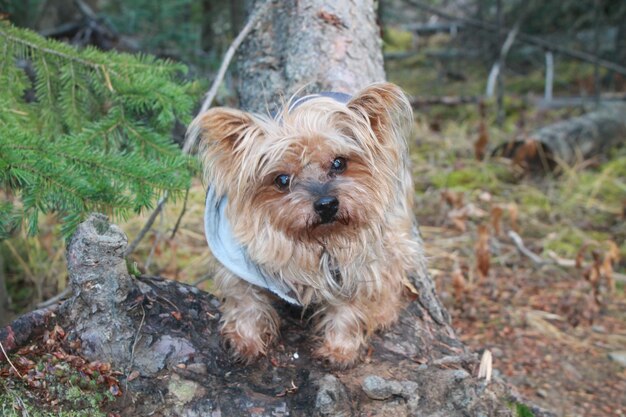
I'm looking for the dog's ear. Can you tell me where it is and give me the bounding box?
[347,82,412,143]
[195,107,264,190]
[197,107,261,149]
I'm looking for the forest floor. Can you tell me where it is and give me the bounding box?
[405,108,626,417]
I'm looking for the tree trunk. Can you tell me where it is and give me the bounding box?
[236,0,385,113]
[1,2,556,416]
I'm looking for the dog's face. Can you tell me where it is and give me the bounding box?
[198,83,411,249]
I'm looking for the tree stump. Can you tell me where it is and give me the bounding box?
[24,214,548,416]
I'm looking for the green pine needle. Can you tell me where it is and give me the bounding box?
[0,23,200,239]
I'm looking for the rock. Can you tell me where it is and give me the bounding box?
[315,374,352,417]
[362,375,404,400]
[134,335,197,376]
[608,351,626,367]
[362,376,420,414]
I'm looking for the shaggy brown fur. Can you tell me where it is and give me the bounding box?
[193,83,425,366]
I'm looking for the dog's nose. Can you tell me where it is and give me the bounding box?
[314,196,339,223]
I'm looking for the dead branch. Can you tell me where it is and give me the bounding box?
[507,230,546,266]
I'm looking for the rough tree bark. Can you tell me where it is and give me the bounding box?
[1,2,556,416]
[237,0,385,113]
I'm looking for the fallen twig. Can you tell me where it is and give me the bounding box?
[0,340,22,378]
[507,230,546,266]
[36,287,71,309]
[125,194,168,257]
[144,209,164,272]
[125,303,146,399]
[170,187,190,240]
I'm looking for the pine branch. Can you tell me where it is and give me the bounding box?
[0,23,200,238]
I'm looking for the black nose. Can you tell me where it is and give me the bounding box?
[314,196,339,223]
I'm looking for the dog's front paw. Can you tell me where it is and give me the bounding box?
[221,324,272,364]
[314,335,362,368]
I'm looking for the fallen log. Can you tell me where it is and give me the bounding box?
[409,95,481,107]
[532,94,626,109]
[495,103,626,169]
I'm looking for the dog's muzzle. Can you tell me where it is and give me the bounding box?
[314,196,339,224]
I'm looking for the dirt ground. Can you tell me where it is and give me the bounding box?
[424,226,626,417]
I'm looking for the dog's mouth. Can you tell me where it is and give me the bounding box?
[310,214,350,230]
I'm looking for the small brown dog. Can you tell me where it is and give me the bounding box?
[192,82,424,366]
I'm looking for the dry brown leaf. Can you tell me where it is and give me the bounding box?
[575,243,588,269]
[602,255,615,293]
[449,212,467,232]
[507,203,519,232]
[477,350,493,383]
[441,190,464,208]
[403,277,419,301]
[475,225,490,280]
[605,240,621,264]
[474,120,489,161]
[452,267,467,303]
[601,240,620,293]
[491,205,503,236]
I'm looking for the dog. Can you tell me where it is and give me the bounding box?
[192,82,425,366]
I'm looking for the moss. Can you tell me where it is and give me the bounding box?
[429,161,516,192]
[0,388,108,417]
[382,27,413,53]
[506,400,536,417]
[542,227,613,258]
[515,402,536,417]
[0,355,114,417]
[518,188,552,214]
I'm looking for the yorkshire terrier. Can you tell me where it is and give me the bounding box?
[192,82,424,366]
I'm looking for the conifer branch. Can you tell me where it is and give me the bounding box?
[0,24,198,238]
[124,1,272,256]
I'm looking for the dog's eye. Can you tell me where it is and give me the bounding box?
[274,174,290,190]
[330,157,347,173]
